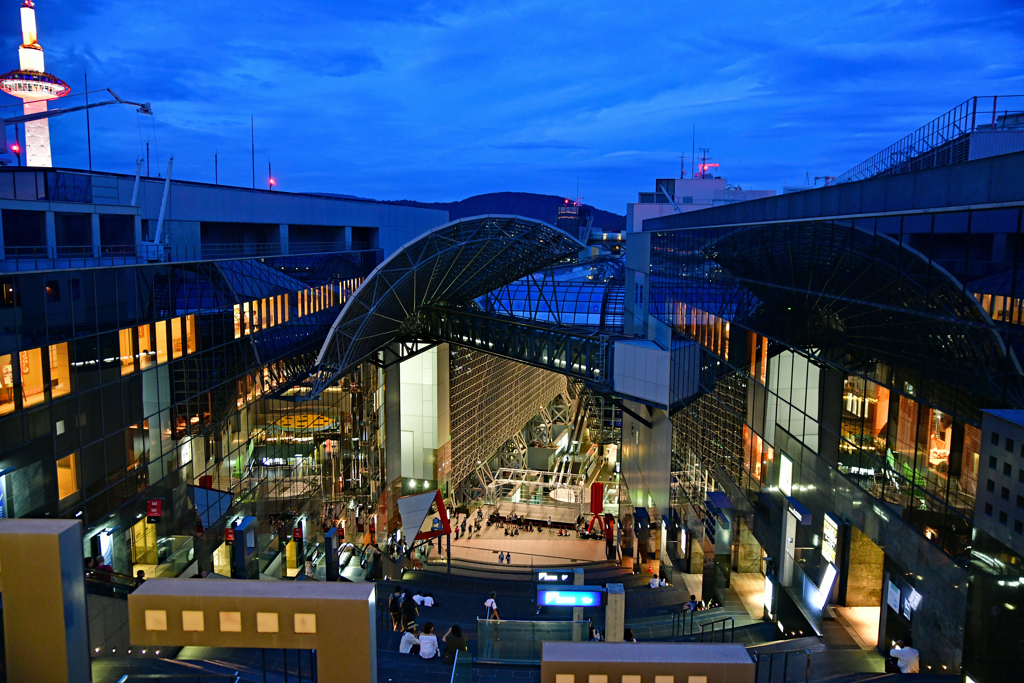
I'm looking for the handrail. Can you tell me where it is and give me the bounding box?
[115,674,241,682]
[748,646,822,683]
[699,616,734,643]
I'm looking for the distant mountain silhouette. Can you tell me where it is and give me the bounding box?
[392,192,625,231]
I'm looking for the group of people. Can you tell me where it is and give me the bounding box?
[647,575,673,589]
[453,514,481,541]
[399,622,467,661]
[389,584,469,662]
[586,626,636,642]
[497,551,512,565]
[389,585,436,632]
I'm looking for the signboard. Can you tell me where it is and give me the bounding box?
[822,513,839,565]
[535,570,573,583]
[537,588,604,608]
[887,580,901,612]
[293,526,303,540]
[779,455,793,496]
[225,528,235,544]
[146,499,163,523]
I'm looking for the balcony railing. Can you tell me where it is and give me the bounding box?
[0,242,380,271]
[837,95,1024,183]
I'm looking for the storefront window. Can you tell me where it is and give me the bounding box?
[0,354,14,415]
[171,317,183,359]
[155,320,169,365]
[233,304,242,339]
[119,328,135,375]
[186,314,197,354]
[20,348,45,407]
[56,451,79,500]
[138,325,153,369]
[49,342,72,398]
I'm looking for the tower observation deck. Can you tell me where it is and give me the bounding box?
[0,1,70,167]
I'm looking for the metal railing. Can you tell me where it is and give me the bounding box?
[0,242,379,270]
[671,608,696,636]
[115,674,241,683]
[749,646,823,683]
[699,616,734,643]
[836,95,1024,183]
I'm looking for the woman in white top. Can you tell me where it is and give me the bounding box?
[418,622,440,659]
[423,593,435,607]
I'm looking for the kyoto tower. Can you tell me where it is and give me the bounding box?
[0,1,70,166]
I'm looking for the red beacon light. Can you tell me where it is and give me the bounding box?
[11,143,19,154]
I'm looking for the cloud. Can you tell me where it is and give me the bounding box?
[1,0,1021,212]
[490,141,589,150]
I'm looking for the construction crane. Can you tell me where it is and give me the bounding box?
[1,88,151,161]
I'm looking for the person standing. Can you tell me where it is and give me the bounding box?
[889,638,920,674]
[506,552,511,565]
[498,551,505,564]
[389,585,404,631]
[485,592,500,621]
[402,591,420,629]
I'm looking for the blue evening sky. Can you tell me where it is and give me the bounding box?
[2,0,1022,212]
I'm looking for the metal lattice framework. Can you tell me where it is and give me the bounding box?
[447,345,567,505]
[651,220,1024,406]
[311,215,583,395]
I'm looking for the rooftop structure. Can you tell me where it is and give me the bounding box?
[0,1,69,167]
[626,155,776,232]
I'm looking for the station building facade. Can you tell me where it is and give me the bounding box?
[636,150,1024,678]
[0,164,449,580]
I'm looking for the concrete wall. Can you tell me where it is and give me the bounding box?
[621,400,672,516]
[541,642,754,683]
[644,151,1024,231]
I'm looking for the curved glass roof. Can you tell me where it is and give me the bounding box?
[652,220,1024,403]
[313,215,584,385]
[477,256,625,331]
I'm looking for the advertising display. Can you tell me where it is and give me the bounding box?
[822,513,839,565]
[535,570,573,583]
[779,455,794,496]
[538,589,604,607]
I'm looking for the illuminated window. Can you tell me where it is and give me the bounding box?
[49,342,72,398]
[155,320,168,365]
[284,294,290,322]
[186,315,197,354]
[268,297,275,327]
[276,295,283,324]
[251,300,260,332]
[20,348,45,407]
[138,325,153,369]
[243,302,250,335]
[56,452,79,500]
[233,304,242,339]
[0,354,14,415]
[171,317,184,359]
[262,298,268,329]
[119,328,135,375]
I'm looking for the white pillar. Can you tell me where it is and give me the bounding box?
[605,583,625,642]
[90,213,101,258]
[44,211,56,258]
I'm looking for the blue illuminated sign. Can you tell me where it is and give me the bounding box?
[538,588,603,607]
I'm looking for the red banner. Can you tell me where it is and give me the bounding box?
[225,528,235,543]
[146,499,163,519]
[293,526,303,540]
